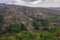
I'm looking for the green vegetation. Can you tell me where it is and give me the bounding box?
[0,15,60,40]
[6,22,20,33]
[0,15,3,35]
[6,22,27,33]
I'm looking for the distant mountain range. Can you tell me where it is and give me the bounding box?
[47,7,60,10]
[0,3,60,14]
[0,3,60,17]
[0,3,60,30]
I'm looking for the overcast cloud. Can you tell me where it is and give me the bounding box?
[0,0,60,7]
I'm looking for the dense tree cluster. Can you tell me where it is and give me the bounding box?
[0,15,60,40]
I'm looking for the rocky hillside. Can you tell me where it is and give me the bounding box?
[0,3,60,29]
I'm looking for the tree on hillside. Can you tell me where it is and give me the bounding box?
[0,15,3,34]
[6,22,20,33]
[32,15,50,31]
[40,19,49,31]
[6,22,27,33]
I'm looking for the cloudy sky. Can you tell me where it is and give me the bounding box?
[0,0,60,7]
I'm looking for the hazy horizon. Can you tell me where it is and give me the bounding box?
[0,0,60,7]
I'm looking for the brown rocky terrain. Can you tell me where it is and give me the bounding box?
[0,3,60,31]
